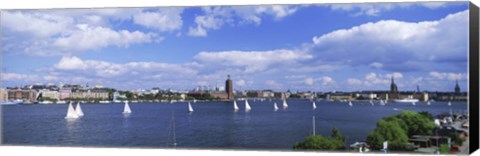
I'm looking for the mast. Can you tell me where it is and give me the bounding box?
[172,112,177,147]
[312,116,316,136]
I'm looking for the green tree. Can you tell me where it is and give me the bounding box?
[439,144,450,154]
[449,132,463,146]
[293,128,345,150]
[366,110,436,151]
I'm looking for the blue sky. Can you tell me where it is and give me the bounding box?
[1,2,470,92]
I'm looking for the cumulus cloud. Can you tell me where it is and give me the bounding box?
[305,78,314,86]
[429,71,465,81]
[53,56,197,79]
[320,76,335,86]
[309,10,468,72]
[188,5,297,37]
[193,49,312,73]
[133,8,184,32]
[2,73,38,81]
[369,62,383,69]
[2,9,162,56]
[347,78,362,85]
[236,79,246,87]
[328,2,452,16]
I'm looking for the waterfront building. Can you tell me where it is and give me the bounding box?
[211,92,228,99]
[70,89,109,100]
[59,89,72,100]
[454,80,461,94]
[358,92,377,100]
[225,75,233,100]
[0,88,8,102]
[40,90,60,100]
[389,77,400,99]
[7,89,38,102]
[273,92,285,99]
[329,92,353,101]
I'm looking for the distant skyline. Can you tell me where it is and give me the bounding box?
[1,2,469,92]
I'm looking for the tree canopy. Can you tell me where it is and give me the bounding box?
[293,127,345,150]
[366,110,436,151]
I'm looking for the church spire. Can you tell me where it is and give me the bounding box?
[455,79,460,94]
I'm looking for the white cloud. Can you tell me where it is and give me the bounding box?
[236,79,246,87]
[347,78,362,85]
[53,25,159,53]
[320,76,335,86]
[2,73,38,81]
[1,11,73,38]
[133,8,183,32]
[305,78,314,86]
[364,72,390,86]
[328,2,453,17]
[310,10,468,72]
[188,5,297,37]
[2,10,162,56]
[53,56,197,79]
[385,72,403,79]
[266,80,282,89]
[429,71,465,81]
[54,56,87,70]
[369,62,383,68]
[43,75,59,81]
[193,49,312,73]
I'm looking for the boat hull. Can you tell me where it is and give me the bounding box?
[393,99,419,103]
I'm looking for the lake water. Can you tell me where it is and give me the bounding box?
[1,100,467,151]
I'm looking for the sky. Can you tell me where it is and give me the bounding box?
[0,2,470,92]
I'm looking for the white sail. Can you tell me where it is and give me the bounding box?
[65,102,79,119]
[380,100,385,106]
[448,101,451,106]
[313,101,317,109]
[245,100,251,112]
[75,102,84,117]
[427,101,431,105]
[233,100,239,111]
[349,101,353,107]
[369,100,374,106]
[412,102,416,106]
[193,99,197,103]
[123,101,132,114]
[282,99,288,109]
[274,102,279,111]
[188,102,194,112]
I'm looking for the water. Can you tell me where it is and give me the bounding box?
[1,100,467,150]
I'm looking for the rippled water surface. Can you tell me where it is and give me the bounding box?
[2,100,467,150]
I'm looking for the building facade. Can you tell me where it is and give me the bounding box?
[70,89,109,100]
[7,89,38,102]
[0,89,7,102]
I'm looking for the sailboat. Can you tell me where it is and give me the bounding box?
[193,99,197,103]
[123,101,132,114]
[282,99,288,109]
[349,101,353,107]
[75,102,84,117]
[369,100,374,106]
[65,102,79,119]
[188,102,194,112]
[233,100,239,111]
[274,102,279,111]
[245,100,252,112]
[312,101,317,110]
[448,101,452,106]
[412,102,416,106]
[427,101,431,105]
[380,100,385,106]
